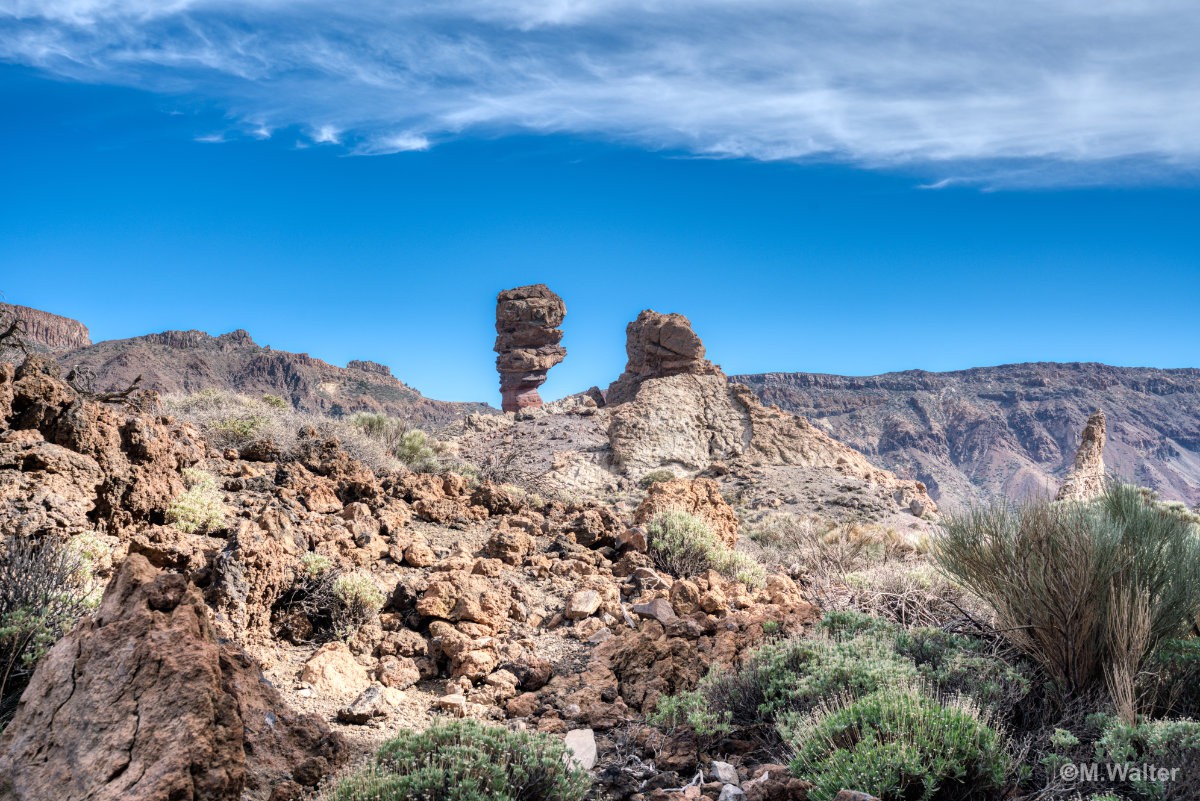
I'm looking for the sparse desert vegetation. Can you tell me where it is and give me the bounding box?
[3,296,1200,801]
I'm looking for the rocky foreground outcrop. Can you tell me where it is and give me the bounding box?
[494,284,567,412]
[0,554,344,801]
[459,309,935,526]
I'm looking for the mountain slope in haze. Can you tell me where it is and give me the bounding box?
[733,363,1200,509]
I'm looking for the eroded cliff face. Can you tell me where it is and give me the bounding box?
[0,303,91,352]
[735,365,1200,508]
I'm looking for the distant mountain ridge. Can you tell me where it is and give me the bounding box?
[1,303,489,427]
[0,302,92,352]
[733,363,1200,509]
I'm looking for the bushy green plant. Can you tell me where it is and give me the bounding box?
[933,483,1200,694]
[1144,637,1200,717]
[647,688,732,738]
[647,510,765,587]
[210,413,267,443]
[638,469,676,489]
[892,628,1032,714]
[347,412,447,472]
[330,720,590,801]
[1,537,93,728]
[261,393,289,409]
[789,690,1010,801]
[331,571,386,633]
[300,551,333,578]
[275,562,383,641]
[165,468,226,534]
[1091,715,1200,800]
[651,612,1031,750]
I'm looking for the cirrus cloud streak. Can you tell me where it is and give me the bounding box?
[3,0,1199,185]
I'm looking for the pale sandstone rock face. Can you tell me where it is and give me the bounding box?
[1056,409,1108,502]
[634,477,740,547]
[0,555,343,801]
[494,284,567,412]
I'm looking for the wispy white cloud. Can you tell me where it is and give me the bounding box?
[2,0,1199,185]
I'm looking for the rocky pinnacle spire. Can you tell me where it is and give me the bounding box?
[1056,408,1107,501]
[493,284,566,413]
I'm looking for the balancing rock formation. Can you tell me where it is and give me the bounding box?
[1056,408,1108,502]
[494,284,566,412]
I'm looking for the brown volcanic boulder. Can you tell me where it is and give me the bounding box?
[494,284,566,412]
[634,477,739,547]
[0,356,204,543]
[1056,408,1107,502]
[606,310,721,404]
[0,554,343,801]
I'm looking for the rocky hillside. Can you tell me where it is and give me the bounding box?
[733,363,1200,508]
[457,308,936,530]
[0,344,821,801]
[0,303,91,352]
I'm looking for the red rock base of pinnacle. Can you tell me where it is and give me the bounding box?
[501,385,545,412]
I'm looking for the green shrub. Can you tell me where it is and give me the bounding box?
[789,690,1010,801]
[347,412,445,472]
[933,483,1200,695]
[275,562,383,641]
[165,468,226,534]
[651,612,1031,749]
[1,537,93,728]
[892,628,1032,714]
[330,720,590,801]
[1091,715,1200,800]
[1144,638,1200,717]
[210,413,267,443]
[638,469,676,489]
[261,393,289,409]
[300,552,333,578]
[647,689,732,739]
[331,571,386,633]
[647,510,765,587]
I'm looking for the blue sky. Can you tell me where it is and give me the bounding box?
[2,2,1199,404]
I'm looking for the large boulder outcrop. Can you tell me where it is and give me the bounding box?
[1056,408,1107,502]
[458,307,937,523]
[494,284,567,413]
[0,356,204,544]
[606,310,721,404]
[0,554,344,801]
[635,477,739,547]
